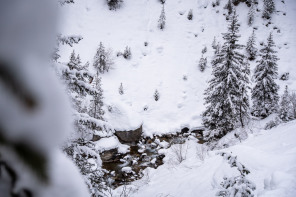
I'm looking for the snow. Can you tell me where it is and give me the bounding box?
[94,136,129,153]
[112,120,296,197]
[58,0,296,137]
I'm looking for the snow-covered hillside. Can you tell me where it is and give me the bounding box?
[59,0,296,136]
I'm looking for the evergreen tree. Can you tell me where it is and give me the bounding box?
[212,36,217,50]
[154,89,160,101]
[251,33,279,118]
[119,83,124,95]
[123,46,132,59]
[93,42,113,74]
[246,30,258,61]
[202,11,248,141]
[202,46,208,54]
[198,55,207,72]
[290,91,296,119]
[262,0,275,19]
[238,59,251,127]
[107,0,123,10]
[89,72,104,120]
[187,9,193,20]
[279,85,293,121]
[248,0,256,26]
[158,5,166,30]
[224,0,233,15]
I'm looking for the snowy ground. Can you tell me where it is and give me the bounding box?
[59,0,296,136]
[110,120,296,197]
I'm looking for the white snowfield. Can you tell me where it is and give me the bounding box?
[120,120,296,197]
[59,0,296,136]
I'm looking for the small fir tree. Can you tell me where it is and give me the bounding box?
[107,0,123,10]
[248,0,256,26]
[89,73,104,120]
[279,86,293,121]
[262,0,275,19]
[187,9,193,20]
[158,5,166,30]
[212,36,217,50]
[119,83,124,95]
[290,91,296,119]
[198,55,207,72]
[202,46,208,54]
[246,30,258,61]
[93,42,113,74]
[154,89,160,101]
[224,0,233,15]
[251,33,279,118]
[123,46,131,59]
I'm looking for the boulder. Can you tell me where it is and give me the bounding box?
[115,125,142,143]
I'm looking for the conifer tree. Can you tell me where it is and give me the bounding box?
[238,59,251,127]
[212,36,217,50]
[154,89,160,101]
[89,73,104,120]
[202,11,248,141]
[187,9,193,20]
[198,55,207,72]
[119,83,124,95]
[93,42,113,74]
[279,85,293,121]
[123,46,132,59]
[246,30,258,61]
[158,5,166,30]
[224,0,233,15]
[251,33,279,118]
[262,0,275,19]
[248,0,256,26]
[107,0,123,10]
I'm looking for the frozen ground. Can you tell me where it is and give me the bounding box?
[59,0,296,136]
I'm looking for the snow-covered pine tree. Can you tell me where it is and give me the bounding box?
[119,83,124,95]
[246,30,258,61]
[123,46,132,59]
[262,0,275,20]
[89,72,105,120]
[107,0,123,10]
[202,11,248,142]
[154,89,160,101]
[238,59,251,127]
[248,0,256,26]
[187,9,193,20]
[198,55,207,72]
[93,42,113,74]
[224,0,233,15]
[60,52,112,196]
[290,91,296,119]
[158,5,166,30]
[212,36,217,50]
[202,46,208,54]
[251,33,279,118]
[279,85,293,121]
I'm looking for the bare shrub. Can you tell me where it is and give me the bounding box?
[196,144,208,161]
[171,143,188,164]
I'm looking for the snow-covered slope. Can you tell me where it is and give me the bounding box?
[114,120,296,197]
[59,0,296,136]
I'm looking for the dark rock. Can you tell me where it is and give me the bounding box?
[92,134,101,142]
[115,125,142,143]
[100,148,121,163]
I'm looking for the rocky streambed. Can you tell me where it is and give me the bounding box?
[100,127,204,188]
